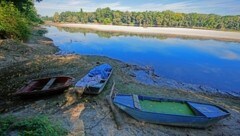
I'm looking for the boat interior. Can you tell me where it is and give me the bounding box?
[114,94,229,118]
[21,77,70,92]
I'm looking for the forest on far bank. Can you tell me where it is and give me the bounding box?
[45,7,240,31]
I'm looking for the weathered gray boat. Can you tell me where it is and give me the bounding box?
[113,94,230,128]
[75,63,112,94]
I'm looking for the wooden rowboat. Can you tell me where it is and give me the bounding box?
[75,63,112,94]
[13,76,74,97]
[113,94,230,128]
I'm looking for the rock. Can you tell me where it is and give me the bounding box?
[63,104,85,135]
[64,103,85,121]
[68,120,85,136]
[62,89,81,108]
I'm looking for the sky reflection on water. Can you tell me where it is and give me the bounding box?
[44,26,240,93]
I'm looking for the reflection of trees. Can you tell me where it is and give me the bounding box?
[55,26,233,41]
[56,26,63,32]
[56,27,168,40]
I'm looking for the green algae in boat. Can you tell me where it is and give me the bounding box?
[140,100,195,116]
[113,94,230,128]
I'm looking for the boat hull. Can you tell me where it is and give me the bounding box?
[115,103,224,128]
[75,63,113,95]
[13,76,74,98]
[84,70,112,94]
[113,94,230,128]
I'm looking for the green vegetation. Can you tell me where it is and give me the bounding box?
[0,115,67,136]
[139,100,195,116]
[50,7,240,31]
[0,2,30,40]
[0,115,15,135]
[0,0,42,40]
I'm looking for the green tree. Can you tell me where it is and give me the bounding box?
[53,12,60,22]
[82,13,89,23]
[113,11,122,25]
[103,18,112,25]
[0,1,30,39]
[95,8,104,23]
[88,13,96,23]
[56,7,240,31]
[5,0,42,22]
[136,13,144,26]
[122,11,132,24]
[156,15,163,26]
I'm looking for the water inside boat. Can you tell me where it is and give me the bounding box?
[139,100,195,116]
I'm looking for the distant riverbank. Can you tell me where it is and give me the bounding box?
[49,22,240,42]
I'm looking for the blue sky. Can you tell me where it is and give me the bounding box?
[35,0,240,16]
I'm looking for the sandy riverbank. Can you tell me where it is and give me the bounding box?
[52,23,240,42]
[1,27,240,135]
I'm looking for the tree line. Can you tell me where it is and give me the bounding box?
[0,0,42,40]
[49,7,240,31]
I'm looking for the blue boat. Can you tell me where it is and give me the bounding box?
[75,63,112,94]
[113,94,230,128]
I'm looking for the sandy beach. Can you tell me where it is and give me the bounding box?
[52,23,240,42]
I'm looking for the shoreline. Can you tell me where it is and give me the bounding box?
[1,27,240,135]
[44,23,240,97]
[50,22,240,42]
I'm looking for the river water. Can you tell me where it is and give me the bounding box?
[44,26,240,94]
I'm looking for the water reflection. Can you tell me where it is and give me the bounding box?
[56,26,169,40]
[44,26,240,93]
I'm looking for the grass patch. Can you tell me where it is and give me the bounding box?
[0,115,67,136]
[0,115,15,135]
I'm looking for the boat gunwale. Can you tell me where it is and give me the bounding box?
[13,76,74,95]
[113,94,230,119]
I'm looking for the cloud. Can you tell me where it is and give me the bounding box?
[35,0,91,10]
[35,0,130,16]
[131,0,240,15]
[135,2,191,12]
[98,2,131,11]
[35,0,240,16]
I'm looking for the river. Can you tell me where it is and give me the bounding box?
[44,26,240,94]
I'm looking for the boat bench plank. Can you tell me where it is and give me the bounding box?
[133,94,141,110]
[187,102,228,118]
[42,78,56,90]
